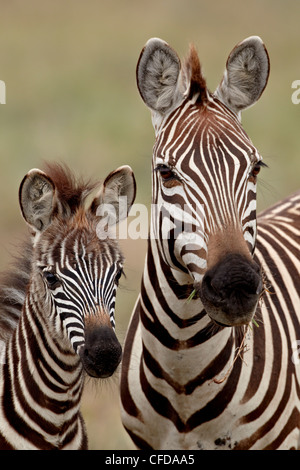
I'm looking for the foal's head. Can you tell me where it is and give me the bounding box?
[19,163,136,377]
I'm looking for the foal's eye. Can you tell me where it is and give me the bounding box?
[115,268,124,286]
[43,271,61,289]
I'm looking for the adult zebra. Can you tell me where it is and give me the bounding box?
[120,37,300,449]
[0,162,136,449]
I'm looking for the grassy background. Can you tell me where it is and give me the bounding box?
[0,0,299,450]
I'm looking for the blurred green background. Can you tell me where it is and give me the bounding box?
[0,0,299,450]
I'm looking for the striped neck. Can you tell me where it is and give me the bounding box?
[143,236,237,337]
[140,238,247,397]
[0,288,85,449]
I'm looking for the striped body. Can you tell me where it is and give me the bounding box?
[0,163,135,449]
[121,192,300,449]
[120,37,300,449]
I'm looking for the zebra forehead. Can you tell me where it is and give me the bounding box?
[162,98,248,136]
[35,214,122,267]
[154,101,256,165]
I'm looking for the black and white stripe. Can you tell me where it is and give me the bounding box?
[121,37,300,449]
[0,163,135,449]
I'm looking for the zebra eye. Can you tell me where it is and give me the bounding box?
[251,161,267,179]
[155,164,182,188]
[43,271,60,289]
[155,164,175,181]
[251,164,261,177]
[115,268,124,286]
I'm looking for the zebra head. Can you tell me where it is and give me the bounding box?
[137,37,269,327]
[19,163,136,378]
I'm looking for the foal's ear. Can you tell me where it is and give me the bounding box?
[92,165,136,224]
[136,38,187,124]
[19,169,56,232]
[215,36,270,116]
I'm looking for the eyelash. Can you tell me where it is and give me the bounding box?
[251,161,267,178]
[155,164,176,180]
[115,267,124,286]
[155,164,183,188]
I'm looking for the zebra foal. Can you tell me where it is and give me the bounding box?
[120,36,300,449]
[0,162,136,449]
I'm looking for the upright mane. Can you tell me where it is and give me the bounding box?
[43,162,99,214]
[183,44,208,103]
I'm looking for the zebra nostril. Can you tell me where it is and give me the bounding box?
[201,274,225,304]
[83,348,90,357]
[208,277,224,297]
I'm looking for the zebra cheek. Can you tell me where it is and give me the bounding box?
[175,235,207,282]
[33,273,49,302]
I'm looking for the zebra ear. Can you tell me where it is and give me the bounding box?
[215,36,270,116]
[19,169,56,232]
[137,38,187,121]
[94,165,136,224]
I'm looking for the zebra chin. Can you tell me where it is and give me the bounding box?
[200,302,259,327]
[197,253,263,327]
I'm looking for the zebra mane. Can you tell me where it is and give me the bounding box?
[0,241,32,343]
[43,162,99,213]
[183,44,208,103]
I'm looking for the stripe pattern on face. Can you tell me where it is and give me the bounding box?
[152,96,261,280]
[36,230,123,354]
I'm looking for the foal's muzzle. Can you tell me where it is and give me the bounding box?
[79,325,122,378]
